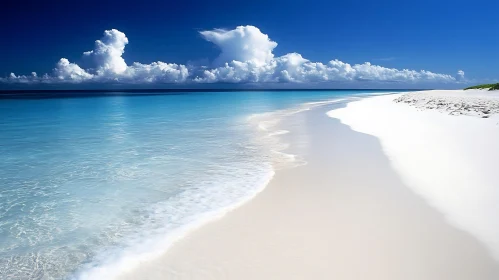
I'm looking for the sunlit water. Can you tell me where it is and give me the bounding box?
[0,90,397,279]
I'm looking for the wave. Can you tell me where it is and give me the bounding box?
[73,163,274,280]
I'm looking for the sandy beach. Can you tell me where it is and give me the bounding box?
[117,90,499,280]
[3,3,499,278]
[329,90,499,261]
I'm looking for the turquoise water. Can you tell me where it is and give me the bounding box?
[0,90,397,279]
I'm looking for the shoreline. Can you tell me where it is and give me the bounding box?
[117,91,499,279]
[73,98,348,280]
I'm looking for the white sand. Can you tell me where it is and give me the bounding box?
[118,96,499,280]
[328,90,499,261]
[394,89,499,117]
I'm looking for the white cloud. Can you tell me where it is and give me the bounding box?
[457,70,465,81]
[194,54,456,84]
[200,25,277,67]
[124,62,189,83]
[194,26,457,84]
[2,25,462,86]
[53,58,93,82]
[2,72,39,84]
[83,29,128,75]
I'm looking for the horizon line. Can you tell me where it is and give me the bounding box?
[0,88,429,94]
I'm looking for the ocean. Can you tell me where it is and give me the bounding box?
[0,90,397,279]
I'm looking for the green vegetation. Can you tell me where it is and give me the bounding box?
[464,83,499,91]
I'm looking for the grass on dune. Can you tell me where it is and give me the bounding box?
[464,83,499,91]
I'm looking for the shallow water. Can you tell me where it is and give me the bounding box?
[0,90,398,279]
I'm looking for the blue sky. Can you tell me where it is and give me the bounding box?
[1,0,498,89]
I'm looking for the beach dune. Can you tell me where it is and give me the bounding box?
[119,92,499,280]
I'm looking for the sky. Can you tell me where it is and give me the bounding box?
[1,0,498,89]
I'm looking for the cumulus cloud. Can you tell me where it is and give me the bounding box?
[456,70,465,81]
[2,25,462,86]
[2,72,40,84]
[193,27,457,84]
[194,53,456,84]
[200,25,277,67]
[53,58,93,81]
[83,29,128,75]
[123,62,189,83]
[1,29,187,85]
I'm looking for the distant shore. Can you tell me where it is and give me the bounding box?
[116,90,499,280]
[464,83,499,91]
